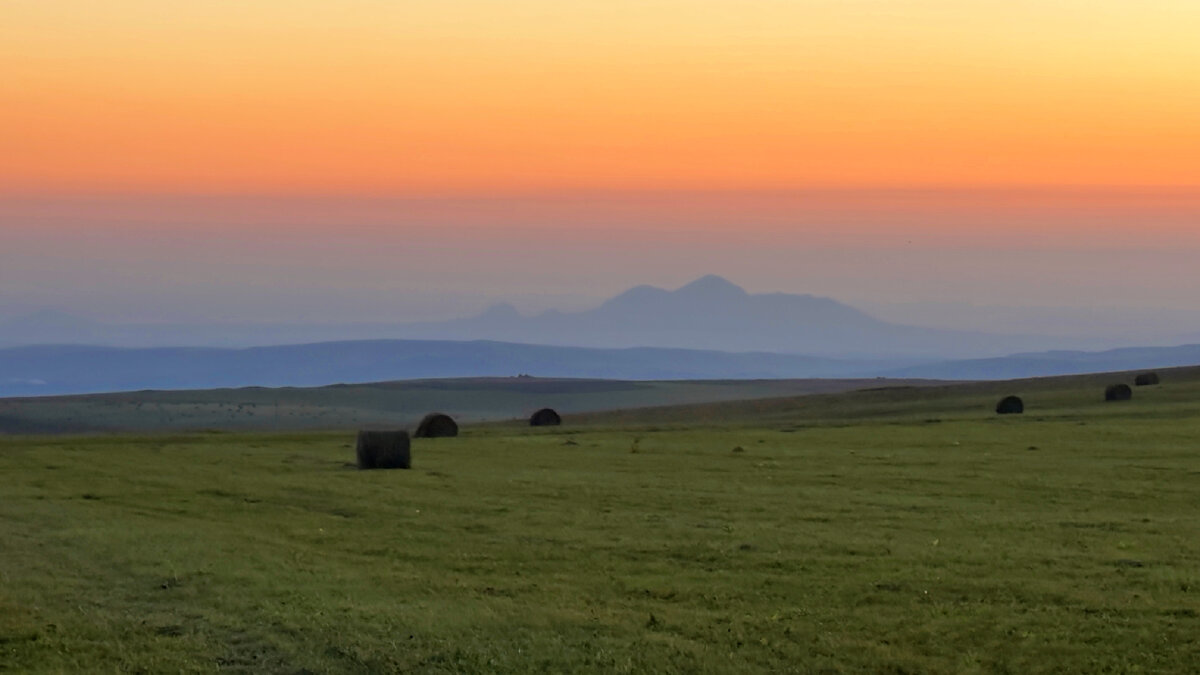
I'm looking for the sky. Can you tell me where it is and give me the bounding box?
[2,1,1199,337]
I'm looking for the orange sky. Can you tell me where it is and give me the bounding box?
[4,0,1200,194]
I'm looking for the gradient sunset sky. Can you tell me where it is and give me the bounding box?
[2,1,1198,331]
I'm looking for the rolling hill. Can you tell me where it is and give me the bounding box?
[883,343,1200,380]
[0,376,947,434]
[4,335,1199,399]
[0,340,914,398]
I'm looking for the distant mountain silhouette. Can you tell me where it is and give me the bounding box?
[0,276,1142,358]
[394,275,1077,358]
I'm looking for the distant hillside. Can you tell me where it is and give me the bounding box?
[0,340,910,398]
[4,336,1199,399]
[569,364,1200,428]
[6,361,1199,436]
[0,376,943,434]
[890,344,1200,380]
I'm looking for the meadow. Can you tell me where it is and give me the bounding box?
[3,367,1199,672]
[0,377,929,435]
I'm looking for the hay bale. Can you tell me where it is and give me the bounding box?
[1105,384,1133,402]
[414,412,458,438]
[1134,372,1160,387]
[995,395,1024,415]
[356,430,411,470]
[529,408,562,427]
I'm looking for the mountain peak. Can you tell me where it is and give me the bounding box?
[674,275,747,298]
[600,284,671,309]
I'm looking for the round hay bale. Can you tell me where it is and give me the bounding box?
[356,430,411,470]
[529,408,562,427]
[1134,372,1160,387]
[995,395,1024,415]
[1105,384,1133,402]
[414,412,458,438]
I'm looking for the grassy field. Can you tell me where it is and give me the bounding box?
[3,367,1199,672]
[0,376,940,435]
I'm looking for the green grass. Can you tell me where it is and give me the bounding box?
[0,376,939,434]
[3,369,1200,672]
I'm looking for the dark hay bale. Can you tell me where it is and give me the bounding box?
[995,395,1024,415]
[355,430,411,470]
[1105,384,1133,402]
[529,408,562,427]
[1135,372,1160,387]
[414,413,458,438]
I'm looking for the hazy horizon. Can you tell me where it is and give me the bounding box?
[5,2,1200,347]
[3,189,1200,344]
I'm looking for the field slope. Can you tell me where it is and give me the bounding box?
[2,367,1199,672]
[0,376,942,435]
